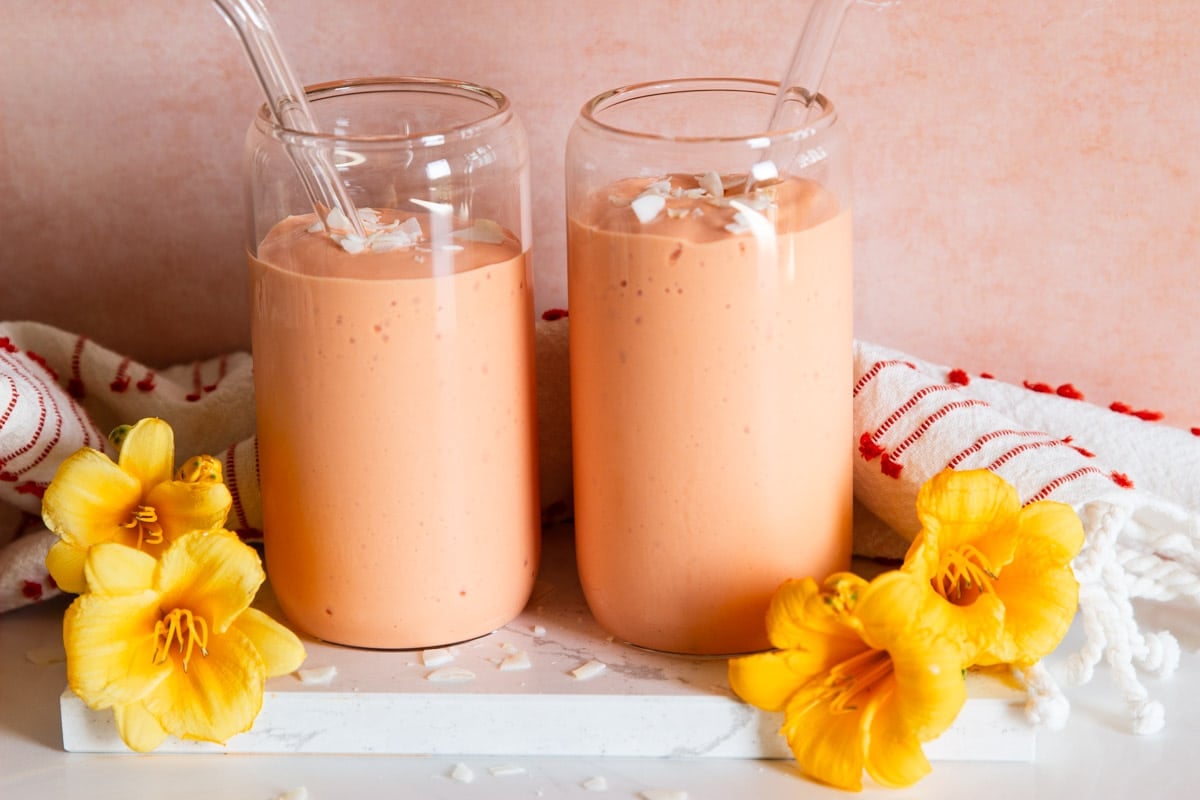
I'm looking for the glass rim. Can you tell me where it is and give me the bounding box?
[578,77,836,145]
[257,76,513,146]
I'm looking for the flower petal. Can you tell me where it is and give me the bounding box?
[915,469,1020,556]
[157,531,264,633]
[145,479,233,540]
[862,688,933,788]
[142,622,266,745]
[41,448,141,548]
[856,571,972,740]
[231,608,307,678]
[1017,500,1085,564]
[83,542,157,597]
[766,574,869,654]
[974,501,1083,666]
[782,680,869,791]
[46,540,88,595]
[64,592,171,709]
[113,701,169,753]
[117,418,175,493]
[729,649,821,712]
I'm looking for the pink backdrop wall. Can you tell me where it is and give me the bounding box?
[1,0,1196,425]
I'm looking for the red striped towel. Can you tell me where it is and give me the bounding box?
[853,341,1200,734]
[0,321,259,613]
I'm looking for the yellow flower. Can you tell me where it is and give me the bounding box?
[63,530,306,752]
[901,469,1085,667]
[43,418,232,594]
[729,572,972,791]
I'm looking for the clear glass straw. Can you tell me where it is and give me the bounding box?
[212,0,366,237]
[767,0,860,131]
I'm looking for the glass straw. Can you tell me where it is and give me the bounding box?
[212,0,366,237]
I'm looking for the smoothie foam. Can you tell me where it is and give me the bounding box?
[568,175,853,654]
[250,211,540,649]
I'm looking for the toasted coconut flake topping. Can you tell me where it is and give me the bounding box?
[630,193,667,224]
[698,171,724,200]
[619,173,777,229]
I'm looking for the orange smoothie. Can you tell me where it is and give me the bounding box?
[250,210,540,649]
[568,175,853,654]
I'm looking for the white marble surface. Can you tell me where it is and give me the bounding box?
[59,528,1032,759]
[5,541,1200,798]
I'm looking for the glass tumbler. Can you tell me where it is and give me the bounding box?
[244,77,540,649]
[565,78,854,655]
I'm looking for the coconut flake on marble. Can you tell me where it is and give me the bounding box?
[488,764,527,777]
[426,666,477,683]
[296,665,338,685]
[640,791,688,800]
[450,763,475,783]
[275,787,309,800]
[500,651,532,672]
[421,648,454,667]
[570,659,607,680]
[582,776,609,791]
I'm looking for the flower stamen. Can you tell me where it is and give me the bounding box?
[152,608,210,672]
[820,575,862,616]
[827,648,893,713]
[932,543,997,604]
[121,505,164,548]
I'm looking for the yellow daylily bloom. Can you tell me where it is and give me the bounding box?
[729,572,970,791]
[43,418,232,593]
[902,469,1085,667]
[63,530,306,752]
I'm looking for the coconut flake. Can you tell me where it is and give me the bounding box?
[724,211,751,235]
[426,666,476,683]
[531,624,546,637]
[325,207,355,232]
[337,235,368,254]
[570,659,607,680]
[422,648,454,667]
[450,763,475,783]
[296,665,338,685]
[641,791,688,800]
[499,651,532,672]
[488,764,527,777]
[582,776,609,792]
[397,216,423,239]
[698,171,723,199]
[630,194,666,224]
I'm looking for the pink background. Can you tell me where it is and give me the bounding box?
[1,0,1196,426]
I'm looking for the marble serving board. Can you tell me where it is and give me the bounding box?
[60,527,1035,759]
